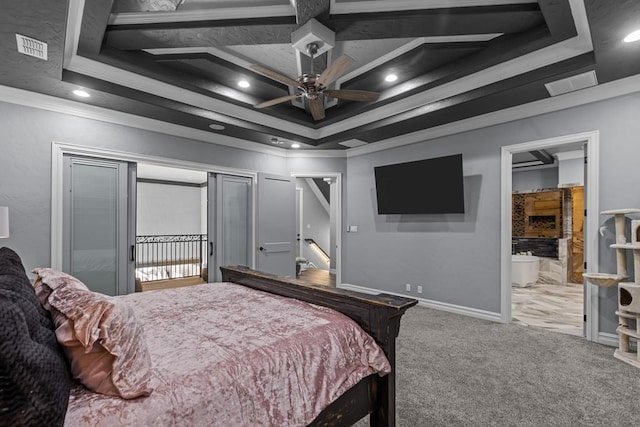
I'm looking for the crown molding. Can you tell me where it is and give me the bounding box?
[0,84,347,159]
[0,85,292,157]
[5,73,640,162]
[330,0,536,15]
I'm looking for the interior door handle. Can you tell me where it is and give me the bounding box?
[130,245,135,262]
[210,242,214,256]
[259,246,265,252]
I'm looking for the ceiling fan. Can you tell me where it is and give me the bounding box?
[250,43,380,121]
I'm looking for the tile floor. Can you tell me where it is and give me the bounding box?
[512,282,584,337]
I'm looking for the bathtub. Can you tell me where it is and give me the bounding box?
[511,255,540,287]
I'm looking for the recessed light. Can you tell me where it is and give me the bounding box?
[384,74,398,82]
[238,80,250,88]
[291,143,301,149]
[209,124,225,131]
[623,29,640,43]
[72,89,90,98]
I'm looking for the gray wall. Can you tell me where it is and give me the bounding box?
[344,92,640,334]
[512,166,558,192]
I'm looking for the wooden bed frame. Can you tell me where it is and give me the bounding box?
[220,266,418,427]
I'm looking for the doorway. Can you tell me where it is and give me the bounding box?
[510,149,584,336]
[135,164,208,291]
[500,131,600,341]
[292,172,342,287]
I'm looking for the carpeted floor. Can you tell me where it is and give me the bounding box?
[354,306,640,426]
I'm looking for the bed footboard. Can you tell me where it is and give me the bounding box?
[220,266,418,427]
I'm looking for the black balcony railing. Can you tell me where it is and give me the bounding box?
[135,234,206,281]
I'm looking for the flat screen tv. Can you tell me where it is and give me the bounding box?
[374,154,465,214]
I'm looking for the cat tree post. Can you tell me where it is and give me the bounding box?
[584,209,640,368]
[614,212,628,277]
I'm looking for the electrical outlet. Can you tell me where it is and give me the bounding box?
[405,283,411,292]
[417,285,423,294]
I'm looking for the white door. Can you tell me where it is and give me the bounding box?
[256,173,296,278]
[62,156,135,295]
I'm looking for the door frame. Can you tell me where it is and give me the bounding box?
[291,172,342,286]
[499,130,600,341]
[51,142,258,273]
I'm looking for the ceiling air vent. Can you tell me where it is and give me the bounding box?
[15,34,47,60]
[339,139,367,148]
[545,71,597,96]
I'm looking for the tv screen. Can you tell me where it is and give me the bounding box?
[374,154,465,214]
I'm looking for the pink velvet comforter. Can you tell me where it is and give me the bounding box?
[64,282,391,426]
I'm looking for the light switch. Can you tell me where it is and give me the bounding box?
[347,225,358,232]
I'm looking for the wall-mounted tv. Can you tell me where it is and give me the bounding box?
[374,154,465,214]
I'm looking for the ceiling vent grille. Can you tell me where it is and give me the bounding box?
[15,34,47,60]
[545,71,597,96]
[339,139,367,148]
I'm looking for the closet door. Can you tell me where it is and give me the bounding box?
[207,173,252,282]
[62,156,134,295]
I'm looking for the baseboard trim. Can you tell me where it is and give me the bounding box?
[597,332,619,348]
[338,283,501,322]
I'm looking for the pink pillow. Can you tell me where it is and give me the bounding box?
[33,268,152,399]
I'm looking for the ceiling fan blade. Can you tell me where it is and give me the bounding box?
[254,94,302,109]
[316,55,353,88]
[309,98,325,121]
[250,64,301,88]
[324,89,380,102]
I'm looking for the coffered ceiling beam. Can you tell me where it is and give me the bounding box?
[331,5,545,40]
[538,0,577,39]
[104,20,299,49]
[530,150,555,164]
[103,4,546,50]
[293,0,331,25]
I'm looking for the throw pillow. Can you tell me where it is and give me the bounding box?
[33,268,153,399]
